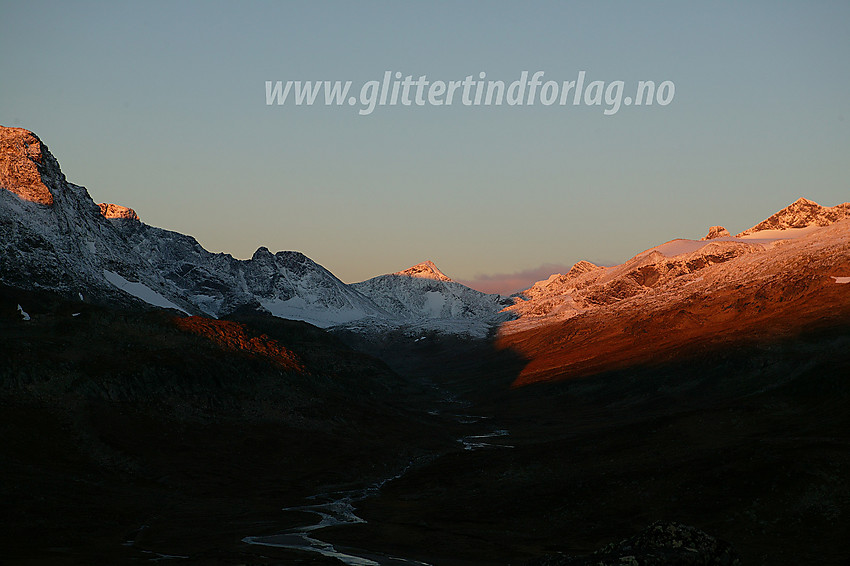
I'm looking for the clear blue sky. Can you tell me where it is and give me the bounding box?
[2,1,848,292]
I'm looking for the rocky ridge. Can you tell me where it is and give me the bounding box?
[504,197,850,333]
[736,197,850,236]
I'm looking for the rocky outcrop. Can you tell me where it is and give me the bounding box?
[98,203,139,221]
[0,127,56,206]
[527,521,740,566]
[737,197,850,236]
[701,225,730,240]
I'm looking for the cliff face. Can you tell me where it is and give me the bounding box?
[0,127,57,206]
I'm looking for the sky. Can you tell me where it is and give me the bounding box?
[2,1,848,293]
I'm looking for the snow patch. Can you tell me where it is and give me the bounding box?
[832,276,850,284]
[103,270,188,313]
[642,226,825,260]
[423,291,446,317]
[17,304,30,321]
[736,226,820,240]
[260,298,368,328]
[647,239,714,258]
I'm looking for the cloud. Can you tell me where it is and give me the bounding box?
[457,263,574,295]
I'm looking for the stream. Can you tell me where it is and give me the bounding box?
[242,470,430,566]
[242,403,514,565]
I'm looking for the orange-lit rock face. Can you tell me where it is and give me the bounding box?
[172,316,306,372]
[701,226,730,240]
[0,127,54,205]
[99,202,139,221]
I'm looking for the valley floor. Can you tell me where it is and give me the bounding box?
[2,287,850,565]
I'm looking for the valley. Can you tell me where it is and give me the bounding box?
[2,125,850,564]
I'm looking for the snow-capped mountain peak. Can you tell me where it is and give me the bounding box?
[6,126,848,344]
[352,261,511,335]
[394,260,452,281]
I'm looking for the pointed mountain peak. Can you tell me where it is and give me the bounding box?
[251,246,274,261]
[792,197,818,205]
[395,260,452,281]
[0,126,55,205]
[99,203,139,221]
[737,197,850,237]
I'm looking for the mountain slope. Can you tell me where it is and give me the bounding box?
[498,201,850,385]
[108,214,389,325]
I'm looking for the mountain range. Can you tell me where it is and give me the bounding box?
[3,125,849,353]
[0,126,507,337]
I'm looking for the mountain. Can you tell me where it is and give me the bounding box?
[351,260,513,337]
[498,198,850,385]
[0,126,501,334]
[0,127,195,314]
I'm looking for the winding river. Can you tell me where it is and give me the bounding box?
[243,403,513,565]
